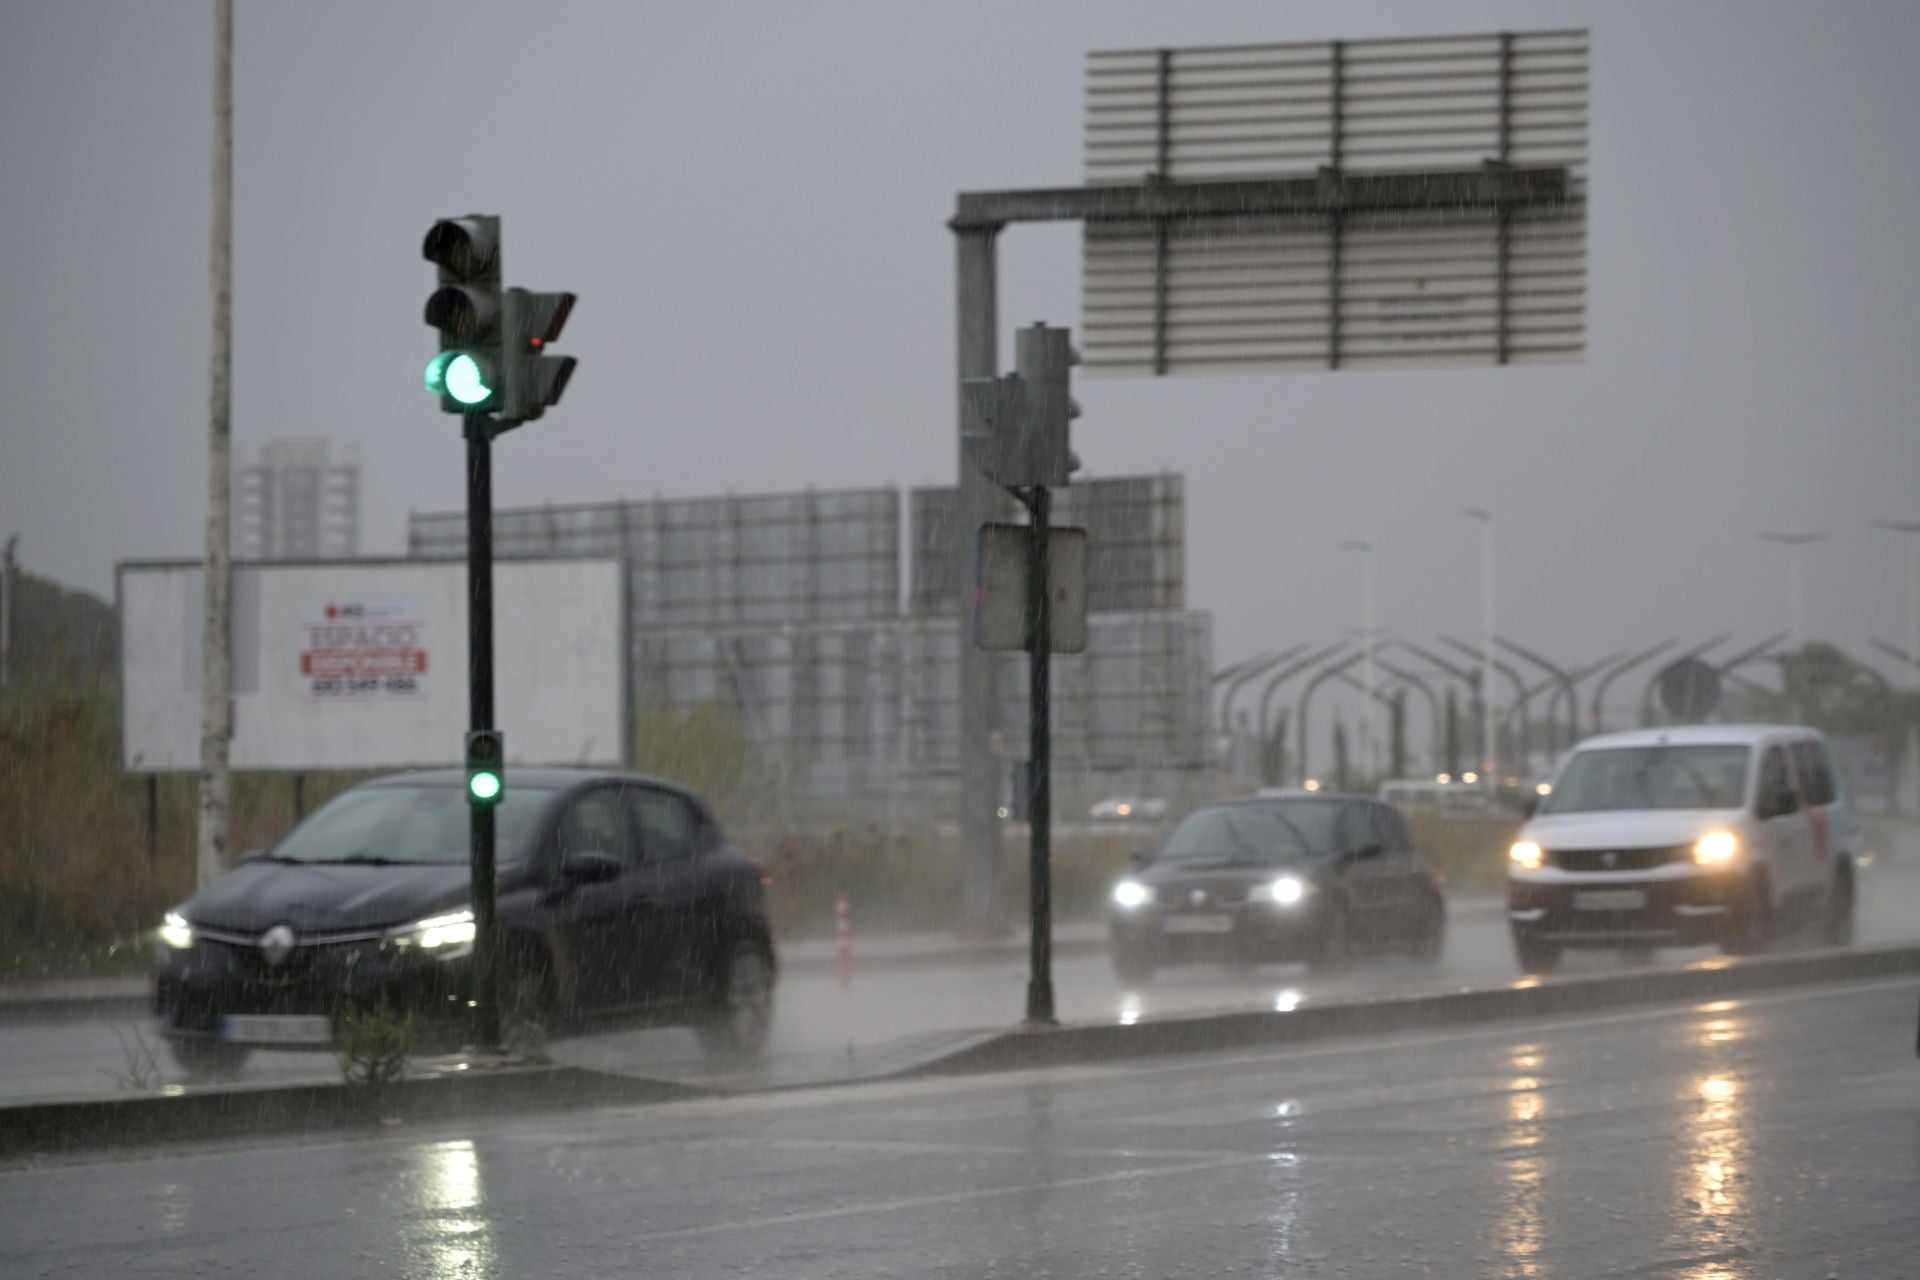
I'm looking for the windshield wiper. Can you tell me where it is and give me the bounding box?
[306,853,424,867]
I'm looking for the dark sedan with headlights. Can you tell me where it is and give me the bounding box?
[154,768,775,1078]
[1107,793,1446,982]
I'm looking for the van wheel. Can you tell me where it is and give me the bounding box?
[1721,873,1773,956]
[1821,862,1856,948]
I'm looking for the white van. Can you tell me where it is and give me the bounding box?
[1505,724,1860,972]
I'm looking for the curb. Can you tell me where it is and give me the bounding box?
[2,941,1913,1159]
[0,1064,712,1159]
[908,942,1920,1078]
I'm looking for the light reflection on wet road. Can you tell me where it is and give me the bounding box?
[3,978,1916,1278]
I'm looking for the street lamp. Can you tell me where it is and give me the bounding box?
[1758,531,1828,649]
[1463,509,1495,784]
[1873,519,1920,811]
[1340,540,1377,779]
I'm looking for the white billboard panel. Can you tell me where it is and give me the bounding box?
[119,558,628,773]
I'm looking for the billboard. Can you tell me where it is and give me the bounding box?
[119,557,627,773]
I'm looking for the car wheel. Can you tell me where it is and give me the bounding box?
[1111,943,1157,985]
[1821,861,1856,949]
[697,939,774,1062]
[1409,897,1446,965]
[1306,900,1355,973]
[166,1035,250,1081]
[1512,933,1561,975]
[1721,872,1774,956]
[500,948,555,1061]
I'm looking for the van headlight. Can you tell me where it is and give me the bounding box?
[159,909,194,950]
[1112,880,1153,910]
[1509,841,1544,871]
[1692,831,1739,867]
[389,908,477,956]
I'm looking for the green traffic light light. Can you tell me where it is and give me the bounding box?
[425,352,492,406]
[469,770,502,803]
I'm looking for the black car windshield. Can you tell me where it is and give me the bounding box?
[1155,802,1339,864]
[1542,745,1750,814]
[270,784,557,865]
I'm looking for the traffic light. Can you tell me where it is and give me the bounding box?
[423,215,502,414]
[500,288,578,423]
[961,323,1081,489]
[466,729,504,805]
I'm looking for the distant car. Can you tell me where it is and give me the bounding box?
[153,769,776,1078]
[1377,779,1497,817]
[1107,793,1446,982]
[1506,725,1860,973]
[1090,796,1169,822]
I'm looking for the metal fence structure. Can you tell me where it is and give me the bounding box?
[408,480,1209,823]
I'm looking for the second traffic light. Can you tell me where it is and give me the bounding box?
[961,323,1081,489]
[501,288,578,423]
[466,729,504,805]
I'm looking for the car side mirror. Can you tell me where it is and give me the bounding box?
[562,851,622,886]
[1127,849,1153,869]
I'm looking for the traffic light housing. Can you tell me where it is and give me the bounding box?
[423,216,503,414]
[961,323,1081,489]
[501,288,578,423]
[466,729,504,805]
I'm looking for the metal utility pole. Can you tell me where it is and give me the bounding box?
[1341,541,1377,779]
[465,412,501,1051]
[0,535,16,689]
[196,0,235,891]
[1874,519,1920,811]
[954,228,1005,936]
[1021,483,1053,1024]
[1759,530,1827,649]
[1463,510,1496,784]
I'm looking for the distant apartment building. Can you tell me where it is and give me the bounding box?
[236,439,359,560]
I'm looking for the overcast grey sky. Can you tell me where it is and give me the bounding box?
[2,0,1918,678]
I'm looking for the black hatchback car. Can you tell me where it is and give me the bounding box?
[153,769,775,1077]
[1107,793,1446,982]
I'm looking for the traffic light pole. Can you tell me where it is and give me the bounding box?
[1022,484,1055,1026]
[464,411,502,1053]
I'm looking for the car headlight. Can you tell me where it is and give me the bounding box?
[1112,880,1153,910]
[390,908,477,955]
[1509,841,1544,871]
[1254,875,1309,906]
[1692,831,1739,867]
[159,909,194,950]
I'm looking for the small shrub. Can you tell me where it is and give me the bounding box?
[336,1001,413,1086]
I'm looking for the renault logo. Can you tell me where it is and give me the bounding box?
[1190,889,1208,907]
[258,924,297,967]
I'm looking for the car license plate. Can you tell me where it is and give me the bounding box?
[1573,889,1647,912]
[218,1014,332,1045]
[1163,914,1233,935]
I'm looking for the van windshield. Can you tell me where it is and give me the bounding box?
[1541,745,1750,814]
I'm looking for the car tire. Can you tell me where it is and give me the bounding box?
[1408,897,1446,965]
[1111,944,1157,985]
[1821,861,1856,949]
[1512,933,1561,975]
[500,946,555,1061]
[1721,872,1774,956]
[697,938,774,1062]
[1306,900,1355,973]
[166,1035,250,1081]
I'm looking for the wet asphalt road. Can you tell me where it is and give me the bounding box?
[4,976,1917,1278]
[5,851,1919,1098]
